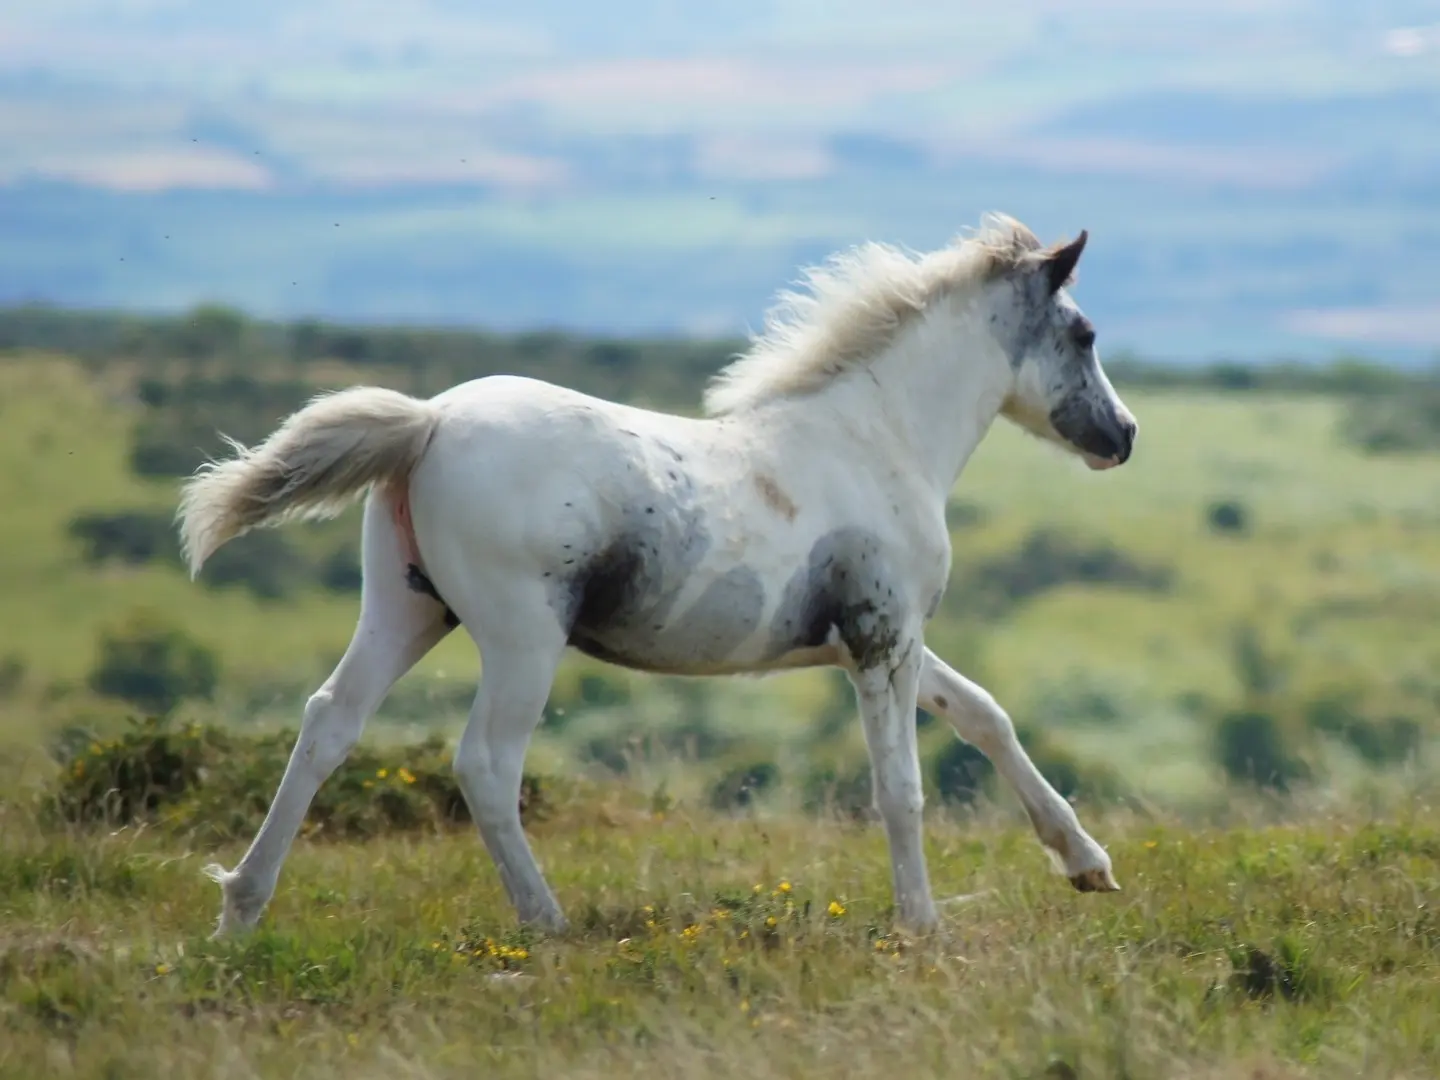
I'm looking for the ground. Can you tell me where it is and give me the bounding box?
[2,794,1437,1079]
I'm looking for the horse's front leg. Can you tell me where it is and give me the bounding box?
[917,647,1120,893]
[849,637,939,933]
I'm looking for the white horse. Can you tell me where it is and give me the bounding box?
[178,212,1136,937]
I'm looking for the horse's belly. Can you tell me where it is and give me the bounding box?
[567,560,772,674]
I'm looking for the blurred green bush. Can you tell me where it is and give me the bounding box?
[45,716,551,842]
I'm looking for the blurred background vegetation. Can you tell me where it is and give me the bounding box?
[2,301,1438,826]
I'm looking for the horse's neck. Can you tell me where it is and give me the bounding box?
[815,302,1011,499]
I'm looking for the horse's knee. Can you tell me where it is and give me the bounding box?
[452,737,514,822]
[871,767,925,821]
[299,689,362,776]
[947,689,1014,755]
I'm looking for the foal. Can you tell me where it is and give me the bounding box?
[179,212,1137,936]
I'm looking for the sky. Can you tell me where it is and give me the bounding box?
[2,0,1438,361]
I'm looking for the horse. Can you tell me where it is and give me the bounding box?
[177,211,1137,938]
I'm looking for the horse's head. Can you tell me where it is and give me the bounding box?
[991,230,1137,471]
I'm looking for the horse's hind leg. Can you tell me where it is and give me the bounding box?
[443,579,569,931]
[207,492,453,937]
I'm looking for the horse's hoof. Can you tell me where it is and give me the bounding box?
[1069,867,1121,893]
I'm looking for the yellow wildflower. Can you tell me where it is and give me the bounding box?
[776,881,792,895]
[1144,840,1159,849]
[398,767,416,785]
[827,900,846,918]
[154,963,171,976]
[765,916,777,928]
[376,768,388,779]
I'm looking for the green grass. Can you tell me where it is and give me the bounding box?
[3,351,1440,1077]
[3,353,1437,808]
[2,794,1438,1079]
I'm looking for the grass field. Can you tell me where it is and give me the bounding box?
[2,792,1438,1079]
[2,347,1439,1078]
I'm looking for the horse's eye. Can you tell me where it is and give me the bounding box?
[1073,322,1096,350]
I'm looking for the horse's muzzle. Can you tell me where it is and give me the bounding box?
[1052,402,1137,469]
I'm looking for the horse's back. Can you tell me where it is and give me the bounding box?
[403,376,817,672]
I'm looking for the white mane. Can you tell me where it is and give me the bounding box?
[702,212,1047,417]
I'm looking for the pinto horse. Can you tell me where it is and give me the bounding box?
[178,212,1136,937]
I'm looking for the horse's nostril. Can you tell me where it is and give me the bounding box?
[1116,421,1136,463]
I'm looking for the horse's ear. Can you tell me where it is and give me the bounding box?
[1043,229,1087,294]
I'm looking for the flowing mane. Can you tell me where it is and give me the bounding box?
[701,212,1050,417]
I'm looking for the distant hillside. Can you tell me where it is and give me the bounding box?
[2,3,1438,363]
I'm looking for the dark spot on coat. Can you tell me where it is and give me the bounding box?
[768,528,904,671]
[570,542,644,631]
[405,563,460,629]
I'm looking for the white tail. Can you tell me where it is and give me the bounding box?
[176,386,439,576]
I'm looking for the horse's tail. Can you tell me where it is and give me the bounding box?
[176,386,440,577]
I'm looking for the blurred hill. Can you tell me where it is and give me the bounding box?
[2,1,1439,362]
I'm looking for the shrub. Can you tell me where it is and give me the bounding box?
[67,510,176,565]
[318,543,364,593]
[1344,716,1421,766]
[1205,499,1250,535]
[945,499,988,530]
[200,530,311,601]
[46,717,552,840]
[1214,709,1309,792]
[577,672,631,709]
[129,420,212,478]
[800,761,874,820]
[0,653,24,697]
[1343,388,1440,454]
[932,739,994,805]
[1306,694,1421,766]
[172,304,248,360]
[954,529,1173,619]
[708,761,781,811]
[88,614,219,715]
